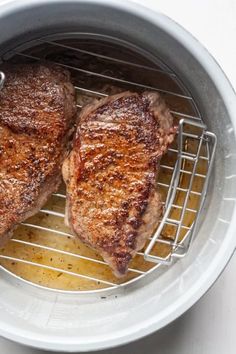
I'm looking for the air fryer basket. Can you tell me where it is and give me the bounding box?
[0,1,235,352]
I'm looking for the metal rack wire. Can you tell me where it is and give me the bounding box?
[0,35,216,292]
[145,119,216,263]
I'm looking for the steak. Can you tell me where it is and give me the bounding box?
[0,63,77,247]
[62,91,176,277]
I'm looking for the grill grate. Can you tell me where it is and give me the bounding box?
[0,35,216,293]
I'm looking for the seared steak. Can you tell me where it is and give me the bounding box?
[63,91,176,277]
[0,63,77,247]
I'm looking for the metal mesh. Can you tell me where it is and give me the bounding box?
[0,36,216,292]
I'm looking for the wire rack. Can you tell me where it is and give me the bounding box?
[0,35,216,293]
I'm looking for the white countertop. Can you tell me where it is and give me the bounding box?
[1,0,236,353]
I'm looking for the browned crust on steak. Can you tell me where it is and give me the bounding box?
[0,63,77,246]
[63,91,176,277]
